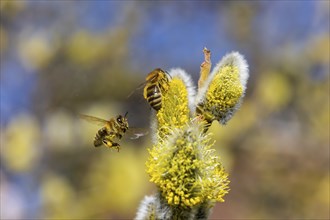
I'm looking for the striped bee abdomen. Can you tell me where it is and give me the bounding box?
[143,68,170,111]
[146,86,162,111]
[94,127,107,147]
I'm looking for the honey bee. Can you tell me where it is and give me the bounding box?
[143,68,170,111]
[79,112,148,152]
[127,68,170,111]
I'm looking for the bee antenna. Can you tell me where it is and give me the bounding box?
[165,70,172,79]
[124,111,128,117]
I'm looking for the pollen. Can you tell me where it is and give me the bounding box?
[203,65,243,122]
[146,123,230,208]
[156,77,190,139]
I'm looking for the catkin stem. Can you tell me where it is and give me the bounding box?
[198,47,211,88]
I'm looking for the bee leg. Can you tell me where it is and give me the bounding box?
[102,139,113,148]
[112,143,120,152]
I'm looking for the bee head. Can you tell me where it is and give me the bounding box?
[158,68,171,80]
[117,114,129,131]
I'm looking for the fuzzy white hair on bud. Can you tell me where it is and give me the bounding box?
[216,51,249,90]
[134,195,156,220]
[196,51,249,105]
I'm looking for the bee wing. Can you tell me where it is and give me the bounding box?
[127,70,164,98]
[78,114,108,126]
[126,127,149,139]
[126,81,148,98]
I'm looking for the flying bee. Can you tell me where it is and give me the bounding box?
[127,68,170,111]
[79,113,148,152]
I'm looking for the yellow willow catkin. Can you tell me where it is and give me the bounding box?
[196,51,249,126]
[205,65,243,115]
[156,77,190,140]
[146,123,229,208]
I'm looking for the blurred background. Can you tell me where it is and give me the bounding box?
[1,1,329,219]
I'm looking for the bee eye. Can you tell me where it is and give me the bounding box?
[117,117,122,123]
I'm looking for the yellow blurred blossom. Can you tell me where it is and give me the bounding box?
[18,32,54,71]
[0,0,25,15]
[81,147,150,216]
[1,114,41,173]
[257,71,292,113]
[66,31,107,66]
[40,173,77,218]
